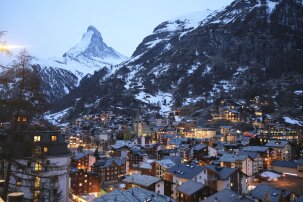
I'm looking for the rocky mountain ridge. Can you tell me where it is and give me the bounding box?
[39,0,303,123]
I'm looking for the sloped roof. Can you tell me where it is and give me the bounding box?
[167,163,205,179]
[122,174,161,187]
[205,165,237,180]
[94,187,175,202]
[176,180,206,195]
[272,160,297,168]
[219,153,249,163]
[202,188,253,202]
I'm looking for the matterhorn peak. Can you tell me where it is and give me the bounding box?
[86,25,103,41]
[64,25,127,63]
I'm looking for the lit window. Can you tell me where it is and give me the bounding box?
[51,135,58,142]
[34,162,42,171]
[84,180,87,183]
[34,136,41,142]
[35,177,40,189]
[79,183,83,186]
[16,179,22,186]
[43,147,48,153]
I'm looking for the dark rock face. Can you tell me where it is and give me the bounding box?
[32,65,78,103]
[118,0,303,104]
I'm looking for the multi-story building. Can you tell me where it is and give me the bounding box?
[176,180,213,202]
[7,131,70,202]
[71,153,96,171]
[241,146,270,169]
[205,165,247,195]
[122,173,164,195]
[265,140,292,162]
[152,159,176,179]
[92,157,128,185]
[220,126,233,135]
[183,127,216,139]
[128,148,148,168]
[70,168,99,195]
[219,153,253,176]
[166,163,207,199]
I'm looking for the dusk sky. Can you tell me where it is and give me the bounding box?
[1,0,233,58]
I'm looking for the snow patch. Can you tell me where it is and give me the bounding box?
[44,108,71,125]
[267,0,279,14]
[135,91,173,114]
[294,90,303,95]
[283,117,303,126]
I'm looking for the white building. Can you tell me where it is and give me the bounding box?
[8,131,70,202]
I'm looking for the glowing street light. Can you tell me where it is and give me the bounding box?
[0,44,24,52]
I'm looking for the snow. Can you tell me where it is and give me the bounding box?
[266,0,279,14]
[183,96,205,106]
[283,117,303,126]
[294,90,303,95]
[202,65,212,75]
[234,66,248,76]
[67,30,93,55]
[44,108,71,125]
[260,171,281,180]
[145,39,163,49]
[187,62,200,74]
[135,91,173,114]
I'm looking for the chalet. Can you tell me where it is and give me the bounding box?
[219,153,253,176]
[70,168,99,195]
[71,152,96,171]
[176,180,213,202]
[166,163,207,199]
[205,165,247,194]
[265,140,292,162]
[92,157,128,185]
[122,173,164,195]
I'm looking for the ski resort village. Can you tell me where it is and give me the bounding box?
[1,0,303,201]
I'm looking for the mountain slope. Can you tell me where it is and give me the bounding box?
[117,0,303,107]
[49,0,303,122]
[32,26,128,102]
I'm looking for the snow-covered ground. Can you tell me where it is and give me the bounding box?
[135,91,173,114]
[44,108,71,125]
[294,90,303,95]
[283,117,303,126]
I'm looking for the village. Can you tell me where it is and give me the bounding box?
[59,96,303,202]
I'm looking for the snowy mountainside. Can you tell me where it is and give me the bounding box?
[31,26,128,102]
[49,0,303,123]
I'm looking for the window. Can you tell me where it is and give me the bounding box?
[35,177,40,189]
[51,135,58,142]
[43,147,48,153]
[34,161,42,171]
[34,136,41,142]
[79,183,83,186]
[34,147,41,156]
[16,178,22,186]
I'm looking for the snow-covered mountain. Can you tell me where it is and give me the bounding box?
[49,0,303,123]
[31,26,128,102]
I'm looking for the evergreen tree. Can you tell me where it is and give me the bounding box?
[0,50,65,201]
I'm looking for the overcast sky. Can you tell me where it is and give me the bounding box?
[1,0,233,58]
